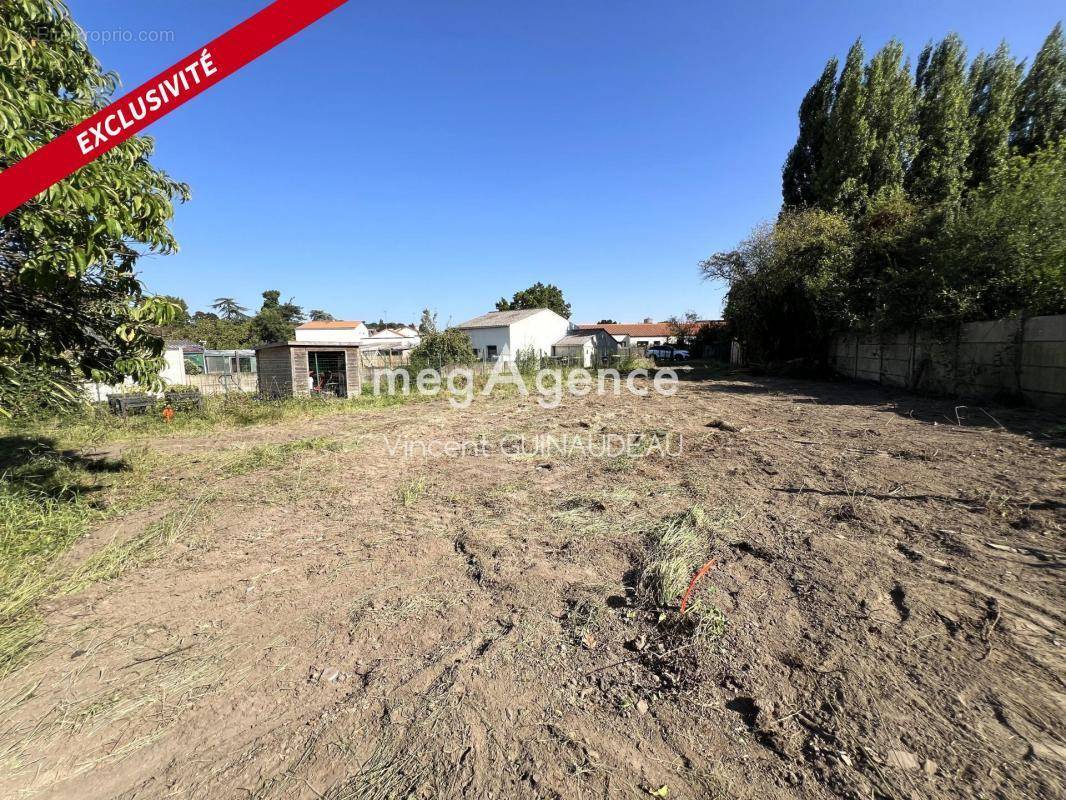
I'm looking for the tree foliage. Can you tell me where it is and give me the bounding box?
[1012,23,1066,156]
[0,0,188,415]
[968,43,1022,188]
[943,139,1066,320]
[417,308,438,336]
[783,58,837,208]
[250,290,304,343]
[910,34,971,209]
[496,282,572,318]
[864,40,916,197]
[816,40,873,210]
[409,327,475,368]
[211,297,248,321]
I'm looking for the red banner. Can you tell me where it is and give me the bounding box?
[0,0,349,217]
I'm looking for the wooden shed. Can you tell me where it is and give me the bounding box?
[255,342,363,399]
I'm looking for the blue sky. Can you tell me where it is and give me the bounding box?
[67,1,1062,325]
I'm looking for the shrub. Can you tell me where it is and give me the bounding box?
[409,328,475,370]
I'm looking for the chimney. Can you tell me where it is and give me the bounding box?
[643,317,654,324]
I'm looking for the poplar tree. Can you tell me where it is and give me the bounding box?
[816,40,873,211]
[967,43,1022,188]
[1012,23,1066,156]
[864,40,917,197]
[909,35,971,210]
[782,58,837,207]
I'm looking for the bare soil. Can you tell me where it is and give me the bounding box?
[2,374,1064,799]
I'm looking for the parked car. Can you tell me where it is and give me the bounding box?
[646,345,690,361]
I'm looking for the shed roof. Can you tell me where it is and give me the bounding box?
[554,333,597,346]
[296,320,365,330]
[457,309,547,329]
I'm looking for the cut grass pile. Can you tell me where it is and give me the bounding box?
[61,495,210,597]
[639,505,712,609]
[220,436,343,477]
[638,504,736,642]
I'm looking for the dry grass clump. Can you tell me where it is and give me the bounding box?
[639,505,711,609]
[397,476,427,507]
[61,495,209,596]
[219,436,341,477]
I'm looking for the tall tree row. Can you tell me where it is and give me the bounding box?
[716,22,1066,367]
[782,58,837,207]
[1013,23,1066,155]
[782,23,1066,213]
[864,40,916,199]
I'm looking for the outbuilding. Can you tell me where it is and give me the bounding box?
[551,328,619,367]
[255,341,363,398]
[456,308,570,363]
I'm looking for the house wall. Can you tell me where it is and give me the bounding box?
[509,311,571,359]
[831,313,1066,411]
[294,324,369,343]
[631,334,668,348]
[465,327,512,361]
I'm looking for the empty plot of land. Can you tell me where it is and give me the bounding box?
[1,375,1063,799]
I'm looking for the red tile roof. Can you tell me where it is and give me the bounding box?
[577,323,672,337]
[578,320,724,336]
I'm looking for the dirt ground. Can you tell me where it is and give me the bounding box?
[2,373,1064,799]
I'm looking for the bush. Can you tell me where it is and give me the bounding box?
[514,345,541,374]
[409,328,475,370]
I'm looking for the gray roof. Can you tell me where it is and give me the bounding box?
[554,333,596,346]
[456,309,547,329]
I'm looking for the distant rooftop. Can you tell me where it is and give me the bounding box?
[296,320,364,330]
[456,309,548,328]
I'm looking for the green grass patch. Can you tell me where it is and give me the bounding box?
[0,438,170,675]
[4,390,420,451]
[638,504,735,641]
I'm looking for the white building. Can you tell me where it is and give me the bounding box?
[366,327,421,352]
[82,345,188,402]
[294,320,370,343]
[456,309,570,363]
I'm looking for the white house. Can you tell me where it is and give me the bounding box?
[456,309,570,363]
[366,327,421,352]
[294,320,370,343]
